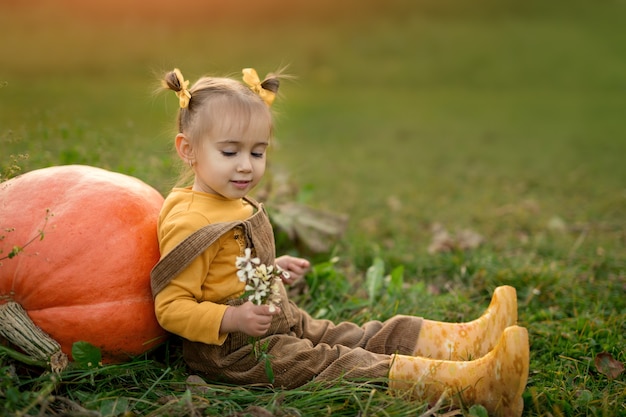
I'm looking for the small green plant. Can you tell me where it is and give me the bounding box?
[0,152,28,183]
[71,341,103,370]
[0,209,51,263]
[0,134,42,262]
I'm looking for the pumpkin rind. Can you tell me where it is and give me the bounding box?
[0,165,167,363]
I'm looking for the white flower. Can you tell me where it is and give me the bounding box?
[256,264,271,280]
[275,264,290,281]
[235,248,261,283]
[235,248,261,268]
[235,248,282,308]
[235,247,251,268]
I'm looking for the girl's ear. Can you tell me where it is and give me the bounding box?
[175,134,195,164]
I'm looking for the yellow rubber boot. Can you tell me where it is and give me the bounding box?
[414,286,518,360]
[390,325,529,417]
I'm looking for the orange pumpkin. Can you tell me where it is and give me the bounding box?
[0,165,167,367]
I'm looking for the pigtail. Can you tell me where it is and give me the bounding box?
[162,71,183,92]
[162,68,192,109]
[260,76,280,95]
[242,68,285,107]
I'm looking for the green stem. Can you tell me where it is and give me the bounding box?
[0,344,47,367]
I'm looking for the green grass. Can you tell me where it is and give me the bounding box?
[1,0,625,415]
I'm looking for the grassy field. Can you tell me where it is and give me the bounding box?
[1,0,625,415]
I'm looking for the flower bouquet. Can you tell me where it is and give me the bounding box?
[235,248,288,383]
[236,248,286,311]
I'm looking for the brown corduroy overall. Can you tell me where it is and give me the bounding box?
[151,199,423,389]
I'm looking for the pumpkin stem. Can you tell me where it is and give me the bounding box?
[0,301,68,373]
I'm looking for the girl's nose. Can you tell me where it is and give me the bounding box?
[237,156,252,172]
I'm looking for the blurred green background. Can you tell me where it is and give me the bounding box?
[2,0,625,266]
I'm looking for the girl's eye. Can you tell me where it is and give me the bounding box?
[221,151,237,157]
[252,152,265,158]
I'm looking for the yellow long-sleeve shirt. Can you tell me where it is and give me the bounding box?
[154,188,253,345]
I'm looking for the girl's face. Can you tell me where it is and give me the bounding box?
[190,108,271,200]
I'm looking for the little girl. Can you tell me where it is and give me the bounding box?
[151,67,529,416]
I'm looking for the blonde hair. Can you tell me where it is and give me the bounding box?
[161,69,280,185]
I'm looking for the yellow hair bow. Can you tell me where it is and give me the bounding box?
[173,68,191,109]
[242,68,276,107]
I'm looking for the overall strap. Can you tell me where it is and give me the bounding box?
[150,221,241,297]
[150,197,268,298]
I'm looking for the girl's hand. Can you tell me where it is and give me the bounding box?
[221,302,281,337]
[275,255,310,285]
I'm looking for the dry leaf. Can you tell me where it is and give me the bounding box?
[547,216,567,232]
[428,223,483,254]
[386,195,402,212]
[186,374,210,395]
[272,202,348,254]
[594,352,625,380]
